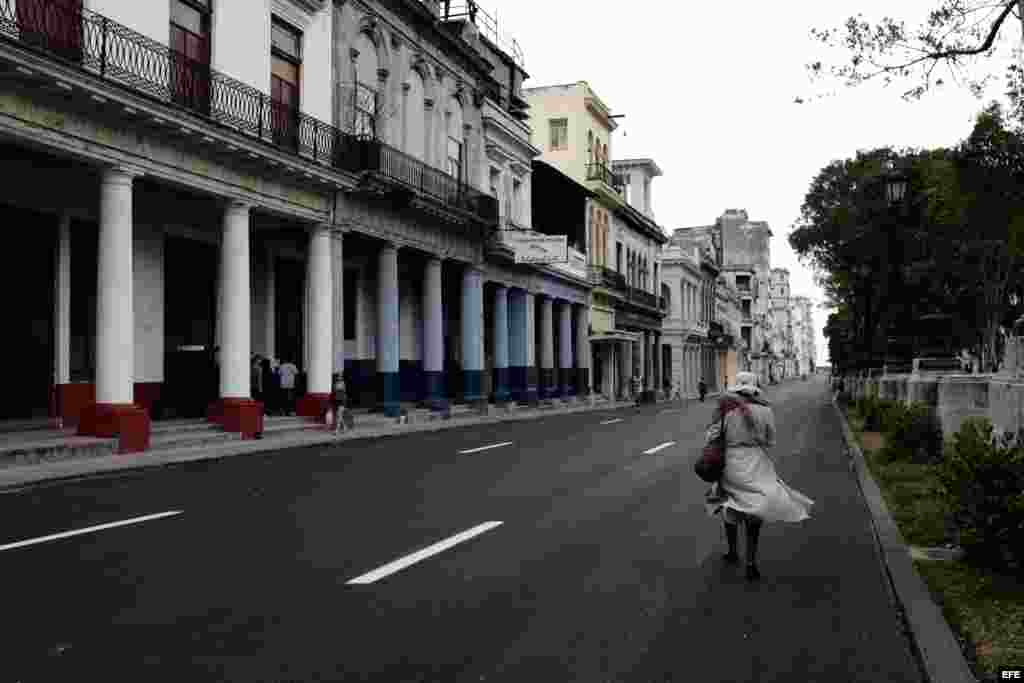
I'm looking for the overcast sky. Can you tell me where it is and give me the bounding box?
[483,0,1023,366]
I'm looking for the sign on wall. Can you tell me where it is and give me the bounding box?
[507,233,568,265]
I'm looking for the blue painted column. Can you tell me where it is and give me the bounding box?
[461,265,484,403]
[558,301,572,398]
[493,285,510,402]
[539,295,555,399]
[422,256,445,409]
[508,288,527,401]
[575,304,590,397]
[377,243,400,417]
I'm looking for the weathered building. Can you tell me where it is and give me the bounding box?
[524,83,667,401]
[2,0,610,450]
[791,296,817,375]
[770,267,796,381]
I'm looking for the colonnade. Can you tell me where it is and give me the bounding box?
[73,166,593,450]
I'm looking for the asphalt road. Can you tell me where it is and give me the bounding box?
[1,377,923,682]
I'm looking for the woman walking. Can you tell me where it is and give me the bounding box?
[704,371,814,580]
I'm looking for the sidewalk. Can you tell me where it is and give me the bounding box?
[832,396,977,683]
[0,395,679,493]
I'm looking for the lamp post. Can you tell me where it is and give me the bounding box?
[879,158,909,374]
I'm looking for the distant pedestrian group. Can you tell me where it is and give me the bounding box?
[250,355,300,416]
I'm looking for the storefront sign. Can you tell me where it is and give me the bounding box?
[507,234,568,265]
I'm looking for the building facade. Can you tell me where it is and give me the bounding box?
[661,227,739,396]
[769,267,796,381]
[1,0,605,451]
[791,296,817,375]
[523,82,667,401]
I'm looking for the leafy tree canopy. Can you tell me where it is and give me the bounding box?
[804,1,1024,119]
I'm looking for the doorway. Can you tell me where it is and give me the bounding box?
[2,205,55,420]
[164,235,218,418]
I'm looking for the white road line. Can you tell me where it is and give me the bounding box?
[346,521,504,585]
[659,408,680,415]
[0,510,183,552]
[642,442,676,455]
[600,418,623,425]
[458,441,513,454]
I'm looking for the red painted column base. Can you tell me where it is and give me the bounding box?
[78,402,151,454]
[297,393,332,423]
[207,398,264,439]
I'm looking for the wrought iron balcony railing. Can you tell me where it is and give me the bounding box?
[0,0,497,225]
[587,265,626,291]
[628,287,659,310]
[438,0,523,66]
[586,161,621,190]
[336,137,498,223]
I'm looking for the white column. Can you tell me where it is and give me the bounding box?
[638,332,647,390]
[95,168,135,405]
[264,246,276,359]
[54,213,71,385]
[219,202,252,399]
[332,231,345,374]
[307,225,333,395]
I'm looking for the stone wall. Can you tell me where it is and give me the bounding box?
[840,372,1024,439]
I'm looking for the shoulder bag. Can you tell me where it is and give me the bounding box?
[694,412,727,483]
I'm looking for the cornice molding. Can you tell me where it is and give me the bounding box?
[271,0,326,30]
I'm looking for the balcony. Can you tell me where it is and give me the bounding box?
[586,161,621,190]
[438,0,523,66]
[587,265,626,291]
[0,0,497,226]
[548,246,588,281]
[627,286,659,311]
[337,138,498,225]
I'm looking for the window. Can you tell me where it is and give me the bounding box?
[654,263,658,290]
[19,0,84,62]
[616,242,623,273]
[549,118,568,151]
[736,274,751,292]
[270,17,302,150]
[405,71,426,159]
[741,299,752,318]
[170,0,211,113]
[446,98,464,181]
[512,178,522,224]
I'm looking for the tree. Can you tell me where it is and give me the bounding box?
[804,1,1024,114]
[791,105,1024,373]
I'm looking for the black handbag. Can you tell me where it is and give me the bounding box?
[694,413,726,483]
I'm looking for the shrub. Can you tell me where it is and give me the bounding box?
[857,394,890,432]
[936,417,1024,573]
[881,401,944,464]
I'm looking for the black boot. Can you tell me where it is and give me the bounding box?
[723,522,739,564]
[745,517,762,580]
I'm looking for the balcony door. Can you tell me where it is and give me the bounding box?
[270,17,302,151]
[169,0,211,115]
[17,0,83,63]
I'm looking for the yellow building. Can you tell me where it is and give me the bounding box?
[524,82,668,400]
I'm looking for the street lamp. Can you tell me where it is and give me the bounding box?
[880,158,910,373]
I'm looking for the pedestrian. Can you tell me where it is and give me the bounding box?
[251,354,263,403]
[703,371,814,580]
[278,359,299,415]
[632,372,642,405]
[261,357,274,415]
[698,378,707,402]
[330,372,348,435]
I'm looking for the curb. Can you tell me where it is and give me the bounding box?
[831,397,977,683]
[0,398,670,493]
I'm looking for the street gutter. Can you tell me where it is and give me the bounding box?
[832,396,977,683]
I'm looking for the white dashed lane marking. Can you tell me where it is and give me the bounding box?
[346,521,504,585]
[0,511,184,552]
[642,442,676,455]
[600,418,623,425]
[458,441,513,454]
